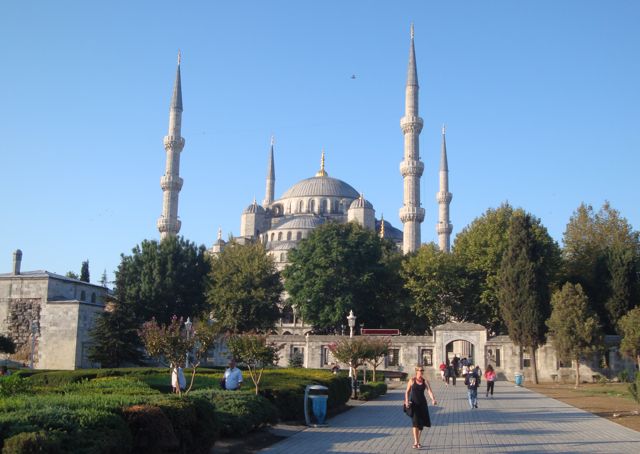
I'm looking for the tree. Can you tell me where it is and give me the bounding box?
[115,236,211,325]
[227,334,281,395]
[80,260,90,283]
[363,337,391,382]
[497,212,560,384]
[563,202,640,332]
[99,269,109,288]
[618,307,640,370]
[207,241,282,333]
[284,222,404,331]
[90,236,211,364]
[65,271,80,280]
[546,283,602,387]
[139,316,221,395]
[328,337,371,394]
[403,243,481,329]
[88,303,143,367]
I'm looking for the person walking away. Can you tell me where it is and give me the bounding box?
[439,361,446,382]
[223,359,243,390]
[404,365,437,450]
[465,364,481,408]
[447,363,456,386]
[484,364,496,397]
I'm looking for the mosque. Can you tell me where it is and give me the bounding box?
[157,26,454,268]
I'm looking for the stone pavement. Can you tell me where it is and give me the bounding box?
[261,379,640,453]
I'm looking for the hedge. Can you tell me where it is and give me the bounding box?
[358,382,387,400]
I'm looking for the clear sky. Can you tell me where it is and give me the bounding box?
[1,1,638,284]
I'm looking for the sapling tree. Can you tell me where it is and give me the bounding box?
[227,334,282,395]
[363,337,391,382]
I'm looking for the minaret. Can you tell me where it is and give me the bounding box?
[263,136,275,207]
[436,125,453,252]
[399,24,425,254]
[316,149,328,177]
[157,52,185,240]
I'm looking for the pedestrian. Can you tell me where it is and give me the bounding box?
[484,364,496,398]
[447,363,456,386]
[404,365,437,450]
[465,364,481,408]
[223,359,243,390]
[171,364,186,393]
[439,361,446,382]
[331,363,340,374]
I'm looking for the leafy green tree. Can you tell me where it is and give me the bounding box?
[227,334,281,395]
[88,304,143,367]
[99,269,109,287]
[207,241,282,333]
[497,212,560,384]
[562,202,640,332]
[284,222,403,331]
[139,316,221,395]
[115,236,211,325]
[328,337,371,388]
[403,243,481,329]
[618,307,640,370]
[80,260,90,283]
[546,283,602,387]
[65,271,80,280]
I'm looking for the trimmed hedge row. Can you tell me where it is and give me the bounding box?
[358,382,387,400]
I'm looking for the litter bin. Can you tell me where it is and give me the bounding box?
[514,373,523,386]
[304,385,329,426]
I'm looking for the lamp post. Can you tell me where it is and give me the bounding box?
[29,320,38,369]
[347,310,356,338]
[184,317,192,368]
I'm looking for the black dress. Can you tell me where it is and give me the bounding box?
[410,379,431,429]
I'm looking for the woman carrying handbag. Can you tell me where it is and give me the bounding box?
[404,365,437,449]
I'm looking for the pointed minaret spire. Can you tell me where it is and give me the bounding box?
[158,53,186,240]
[399,24,425,254]
[217,227,223,241]
[436,124,453,252]
[379,214,386,239]
[263,136,276,207]
[315,148,328,177]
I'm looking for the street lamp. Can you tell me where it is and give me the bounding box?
[184,317,192,368]
[347,310,356,338]
[29,320,38,369]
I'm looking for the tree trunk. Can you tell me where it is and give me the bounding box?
[575,354,581,388]
[530,346,539,385]
[372,365,377,382]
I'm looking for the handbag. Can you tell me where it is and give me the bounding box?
[403,402,414,417]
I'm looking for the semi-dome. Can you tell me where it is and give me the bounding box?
[280,176,359,200]
[349,196,373,210]
[275,216,326,230]
[243,201,265,214]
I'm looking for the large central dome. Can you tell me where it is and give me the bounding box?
[280,176,359,199]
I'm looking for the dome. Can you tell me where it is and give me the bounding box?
[275,216,326,230]
[280,176,359,200]
[349,196,373,210]
[243,201,265,214]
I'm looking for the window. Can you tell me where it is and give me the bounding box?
[523,352,531,368]
[421,348,433,366]
[309,199,315,213]
[80,290,86,301]
[271,233,275,241]
[321,346,330,366]
[495,348,501,367]
[278,232,282,241]
[286,231,292,241]
[298,200,304,212]
[280,253,285,262]
[387,348,400,367]
[296,231,302,240]
[333,200,339,213]
[91,293,96,303]
[320,199,328,213]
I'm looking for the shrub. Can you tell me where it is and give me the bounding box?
[154,396,218,454]
[1,430,62,453]
[0,376,32,398]
[618,370,631,383]
[209,391,278,437]
[288,351,304,368]
[357,382,387,401]
[122,405,178,452]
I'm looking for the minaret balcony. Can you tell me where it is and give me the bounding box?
[157,216,181,233]
[400,116,423,134]
[400,160,424,177]
[437,222,453,235]
[436,192,453,203]
[399,206,425,223]
[163,136,185,151]
[160,175,184,191]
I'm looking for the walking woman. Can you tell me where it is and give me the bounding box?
[404,366,437,449]
[484,364,496,397]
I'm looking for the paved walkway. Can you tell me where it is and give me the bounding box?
[261,379,640,453]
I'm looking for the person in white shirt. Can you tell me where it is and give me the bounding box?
[223,359,243,390]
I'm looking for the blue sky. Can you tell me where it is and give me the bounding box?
[1,1,638,284]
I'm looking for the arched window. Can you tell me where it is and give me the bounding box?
[296,231,302,240]
[321,199,328,213]
[309,199,315,213]
[271,233,275,241]
[333,200,339,213]
[280,253,286,262]
[298,200,304,213]
[287,231,292,241]
[278,232,283,241]
[80,290,86,301]
[91,293,96,303]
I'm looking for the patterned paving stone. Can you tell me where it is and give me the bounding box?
[261,379,640,453]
